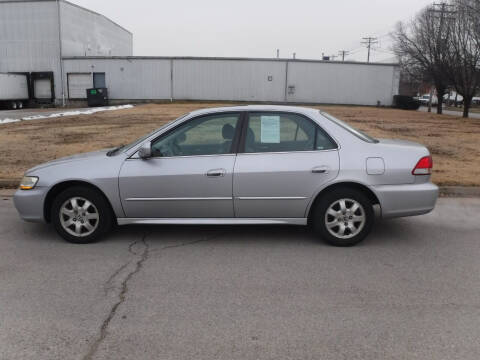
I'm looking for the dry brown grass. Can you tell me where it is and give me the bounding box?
[1,102,479,186]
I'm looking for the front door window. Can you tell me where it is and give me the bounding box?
[151,113,241,157]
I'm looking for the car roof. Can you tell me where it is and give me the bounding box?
[188,105,319,117]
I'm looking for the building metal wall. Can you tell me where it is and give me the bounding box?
[63,58,172,100]
[0,0,62,99]
[60,1,133,57]
[173,59,287,102]
[63,57,400,106]
[286,61,400,106]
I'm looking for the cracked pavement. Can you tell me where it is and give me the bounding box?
[1,197,480,360]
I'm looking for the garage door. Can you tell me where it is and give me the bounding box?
[68,73,93,99]
[34,79,52,99]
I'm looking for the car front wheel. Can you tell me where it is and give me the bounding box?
[312,187,374,247]
[51,186,113,244]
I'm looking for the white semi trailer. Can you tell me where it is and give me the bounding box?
[0,73,29,109]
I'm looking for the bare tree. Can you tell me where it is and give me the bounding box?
[393,6,453,114]
[446,0,480,117]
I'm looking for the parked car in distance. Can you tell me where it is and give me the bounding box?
[393,95,421,110]
[417,94,438,106]
[14,105,438,247]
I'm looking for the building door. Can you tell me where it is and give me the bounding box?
[34,79,52,99]
[93,73,106,88]
[68,73,93,99]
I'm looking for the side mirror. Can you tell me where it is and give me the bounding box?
[138,142,152,159]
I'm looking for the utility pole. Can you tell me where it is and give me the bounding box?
[276,49,280,59]
[428,2,456,113]
[429,3,456,41]
[361,37,378,62]
[430,2,456,19]
[429,3,456,39]
[338,50,349,62]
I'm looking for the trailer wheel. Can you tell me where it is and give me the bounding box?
[10,101,17,110]
[17,101,23,109]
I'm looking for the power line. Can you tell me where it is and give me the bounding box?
[429,2,456,19]
[361,37,378,62]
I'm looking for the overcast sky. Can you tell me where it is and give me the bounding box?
[70,0,432,62]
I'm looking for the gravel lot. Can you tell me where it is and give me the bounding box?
[1,197,480,360]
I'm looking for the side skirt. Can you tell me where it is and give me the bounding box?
[117,218,308,226]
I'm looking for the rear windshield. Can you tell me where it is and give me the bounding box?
[321,112,378,144]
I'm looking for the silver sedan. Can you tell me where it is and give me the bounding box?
[14,105,438,246]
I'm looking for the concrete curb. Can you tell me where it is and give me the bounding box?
[439,186,480,198]
[0,180,18,189]
[0,189,16,197]
[2,186,480,199]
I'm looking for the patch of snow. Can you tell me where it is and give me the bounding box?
[0,118,20,125]
[0,105,134,125]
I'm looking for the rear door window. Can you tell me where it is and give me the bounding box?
[244,112,337,153]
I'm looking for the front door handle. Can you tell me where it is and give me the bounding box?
[312,166,329,174]
[206,169,226,177]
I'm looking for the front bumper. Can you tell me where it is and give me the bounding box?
[13,187,48,223]
[372,182,439,219]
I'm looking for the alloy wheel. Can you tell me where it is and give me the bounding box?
[59,197,100,237]
[324,198,366,239]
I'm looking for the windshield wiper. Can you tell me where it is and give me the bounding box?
[107,144,125,157]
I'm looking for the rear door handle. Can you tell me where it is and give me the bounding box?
[206,169,226,177]
[312,166,329,174]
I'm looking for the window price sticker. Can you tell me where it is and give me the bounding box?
[260,116,280,143]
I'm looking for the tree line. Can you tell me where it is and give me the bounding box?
[394,0,480,117]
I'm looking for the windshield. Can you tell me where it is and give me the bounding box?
[321,112,378,144]
[107,113,190,156]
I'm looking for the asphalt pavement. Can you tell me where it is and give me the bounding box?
[1,197,480,360]
[418,106,480,119]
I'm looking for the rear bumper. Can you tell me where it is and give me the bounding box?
[372,182,439,218]
[13,187,48,223]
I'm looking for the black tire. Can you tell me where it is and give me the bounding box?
[51,186,113,244]
[312,187,374,247]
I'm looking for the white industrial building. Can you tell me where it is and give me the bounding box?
[1,0,400,106]
[0,0,132,103]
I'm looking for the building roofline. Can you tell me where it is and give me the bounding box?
[0,0,132,35]
[62,0,132,35]
[62,55,399,67]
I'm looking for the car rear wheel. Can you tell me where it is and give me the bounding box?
[312,187,374,247]
[51,186,113,244]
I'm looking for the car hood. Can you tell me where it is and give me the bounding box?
[27,149,111,173]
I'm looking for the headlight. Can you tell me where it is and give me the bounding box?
[19,176,39,190]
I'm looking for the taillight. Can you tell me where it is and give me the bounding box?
[412,156,433,175]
